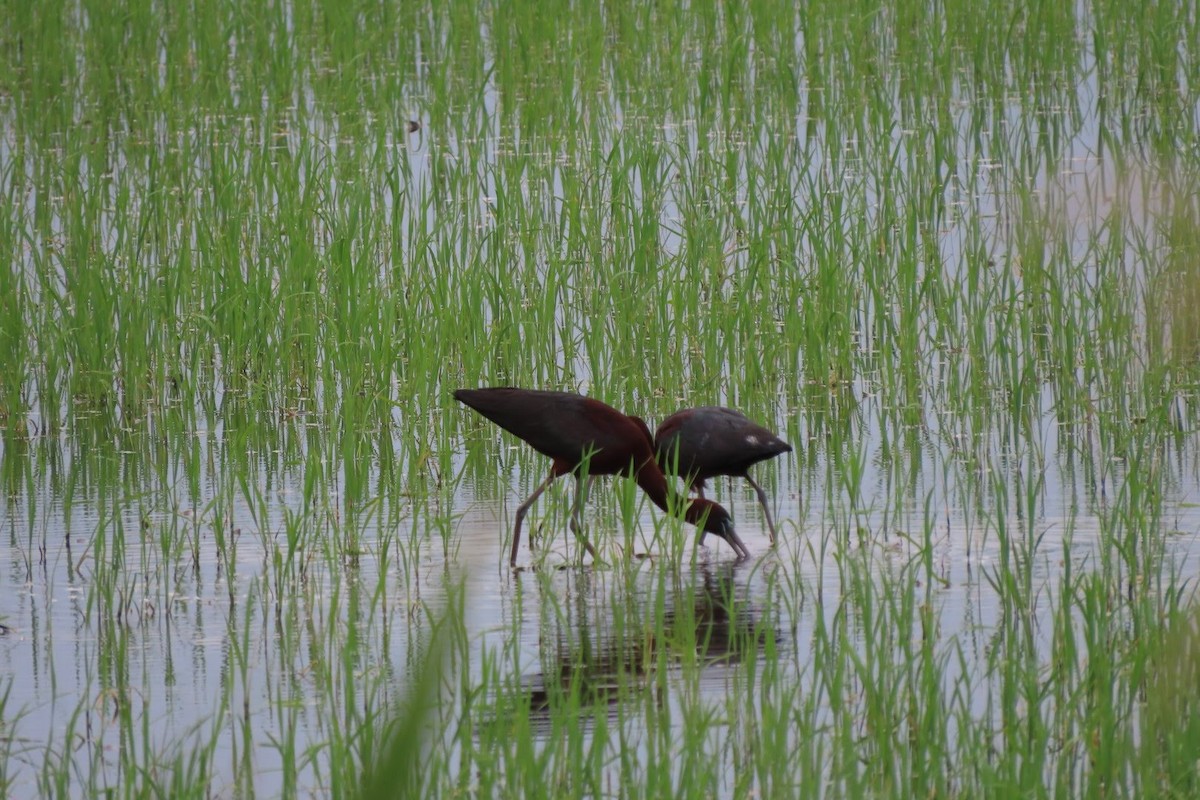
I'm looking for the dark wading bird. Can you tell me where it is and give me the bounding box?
[455,388,749,566]
[655,407,792,546]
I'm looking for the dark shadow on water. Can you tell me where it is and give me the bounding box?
[511,557,778,734]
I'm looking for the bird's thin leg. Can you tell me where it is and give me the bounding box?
[569,476,598,560]
[694,483,708,546]
[568,476,592,536]
[745,475,779,546]
[512,472,558,567]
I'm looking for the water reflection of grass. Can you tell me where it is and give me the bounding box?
[513,563,770,728]
[0,0,1198,795]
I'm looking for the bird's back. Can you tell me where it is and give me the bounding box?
[455,388,650,472]
[656,406,791,481]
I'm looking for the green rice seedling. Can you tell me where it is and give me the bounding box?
[1,0,1200,795]
[1138,601,1200,796]
[0,680,19,794]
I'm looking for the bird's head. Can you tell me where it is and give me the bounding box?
[698,503,750,559]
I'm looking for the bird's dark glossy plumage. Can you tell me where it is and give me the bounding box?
[655,406,792,545]
[456,388,748,566]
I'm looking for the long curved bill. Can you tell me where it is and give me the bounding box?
[724,527,750,560]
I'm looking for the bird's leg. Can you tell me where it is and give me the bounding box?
[745,475,779,546]
[568,476,592,536]
[512,472,558,567]
[569,475,598,561]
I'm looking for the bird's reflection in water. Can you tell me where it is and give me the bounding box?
[515,559,777,733]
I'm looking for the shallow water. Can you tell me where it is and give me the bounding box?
[2,399,1198,794]
[3,0,1200,795]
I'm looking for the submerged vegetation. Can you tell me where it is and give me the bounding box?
[0,0,1199,796]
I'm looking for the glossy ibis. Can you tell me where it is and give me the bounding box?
[655,406,792,545]
[455,388,748,565]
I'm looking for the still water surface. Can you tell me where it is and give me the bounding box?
[1,389,1198,794]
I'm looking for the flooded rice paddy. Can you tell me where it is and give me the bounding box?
[2,0,1200,796]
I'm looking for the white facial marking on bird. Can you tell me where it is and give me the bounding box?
[746,435,759,445]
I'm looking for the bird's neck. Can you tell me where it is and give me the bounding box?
[635,463,712,525]
[634,464,674,513]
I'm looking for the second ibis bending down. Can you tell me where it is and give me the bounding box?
[655,406,792,545]
[455,388,749,566]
